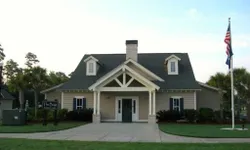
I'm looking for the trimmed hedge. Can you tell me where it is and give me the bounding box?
[27,108,93,122]
[157,107,229,123]
[157,110,183,122]
[198,108,214,123]
[184,109,198,123]
[66,108,93,122]
[27,108,69,122]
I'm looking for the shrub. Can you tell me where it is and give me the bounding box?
[156,110,182,122]
[184,109,198,123]
[198,108,214,123]
[58,108,68,121]
[213,110,222,123]
[66,108,93,122]
[156,110,168,122]
[26,108,69,122]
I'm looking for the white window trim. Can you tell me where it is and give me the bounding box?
[86,60,97,76]
[168,59,178,75]
[171,96,182,111]
[74,96,86,110]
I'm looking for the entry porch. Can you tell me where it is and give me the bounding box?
[89,63,161,124]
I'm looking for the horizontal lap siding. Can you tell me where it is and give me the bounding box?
[63,92,93,111]
[100,93,115,120]
[100,92,148,120]
[156,91,195,112]
[46,91,61,103]
[197,87,220,110]
[138,93,148,120]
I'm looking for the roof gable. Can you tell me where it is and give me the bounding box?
[165,54,181,61]
[59,53,200,90]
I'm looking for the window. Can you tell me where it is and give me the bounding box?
[86,60,96,76]
[74,97,86,110]
[118,100,121,113]
[133,100,136,114]
[173,98,180,111]
[166,57,179,75]
[88,62,94,73]
[84,56,99,76]
[170,61,175,72]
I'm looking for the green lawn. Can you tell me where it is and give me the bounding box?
[0,122,85,133]
[159,123,250,138]
[0,138,249,150]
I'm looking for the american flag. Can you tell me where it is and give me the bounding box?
[224,19,233,69]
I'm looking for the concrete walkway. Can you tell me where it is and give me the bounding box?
[0,123,250,143]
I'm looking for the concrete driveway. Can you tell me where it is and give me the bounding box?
[1,123,250,143]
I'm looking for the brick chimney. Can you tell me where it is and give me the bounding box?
[126,40,138,62]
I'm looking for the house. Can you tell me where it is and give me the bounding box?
[41,40,223,124]
[0,88,15,120]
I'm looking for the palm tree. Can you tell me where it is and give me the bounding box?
[25,66,49,118]
[7,68,27,109]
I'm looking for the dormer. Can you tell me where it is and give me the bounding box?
[165,55,181,75]
[84,56,99,76]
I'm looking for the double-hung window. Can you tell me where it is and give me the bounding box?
[170,61,176,72]
[173,98,180,111]
[73,97,86,110]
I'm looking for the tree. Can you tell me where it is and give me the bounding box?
[233,68,250,117]
[25,52,39,68]
[206,72,231,110]
[207,68,250,119]
[26,66,49,118]
[7,68,27,109]
[4,59,20,81]
[0,44,6,61]
[48,71,69,87]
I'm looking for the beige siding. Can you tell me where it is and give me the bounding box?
[99,92,148,120]
[100,92,116,120]
[138,93,148,120]
[46,90,61,103]
[63,92,93,111]
[156,91,195,112]
[0,100,13,119]
[197,86,221,110]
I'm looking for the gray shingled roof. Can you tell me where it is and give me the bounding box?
[0,89,15,100]
[59,53,200,90]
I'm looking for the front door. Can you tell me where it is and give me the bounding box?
[122,99,132,122]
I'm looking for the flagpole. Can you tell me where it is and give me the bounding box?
[229,17,235,129]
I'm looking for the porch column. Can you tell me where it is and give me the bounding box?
[93,91,96,114]
[93,91,100,123]
[61,92,64,109]
[194,91,197,110]
[97,91,100,115]
[149,91,152,115]
[152,90,156,115]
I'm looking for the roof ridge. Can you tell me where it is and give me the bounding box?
[86,52,188,55]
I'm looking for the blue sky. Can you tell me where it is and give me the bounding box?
[0,0,249,82]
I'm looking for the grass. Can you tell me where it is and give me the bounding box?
[0,138,250,150]
[159,123,250,138]
[0,121,85,133]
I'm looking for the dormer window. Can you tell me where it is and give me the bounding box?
[84,56,99,76]
[165,55,181,75]
[88,61,94,74]
[170,61,176,72]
